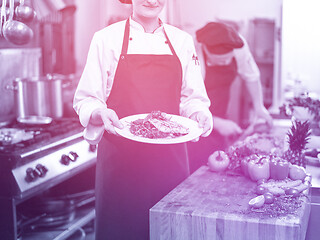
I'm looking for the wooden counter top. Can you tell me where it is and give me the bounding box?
[150,166,311,240]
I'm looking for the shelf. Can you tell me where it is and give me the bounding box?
[21,207,95,240]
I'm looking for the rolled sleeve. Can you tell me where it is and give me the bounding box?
[235,36,260,82]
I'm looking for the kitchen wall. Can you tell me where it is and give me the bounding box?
[74,0,108,72]
[162,0,320,100]
[73,0,319,102]
[281,0,320,98]
[73,0,281,70]
[171,0,283,117]
[74,0,133,71]
[161,0,282,37]
[74,0,166,71]
[72,0,283,121]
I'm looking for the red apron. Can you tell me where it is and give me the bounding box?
[95,19,189,240]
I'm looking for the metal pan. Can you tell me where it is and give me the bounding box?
[17,116,52,125]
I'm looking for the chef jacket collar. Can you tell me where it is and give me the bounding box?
[129,16,164,34]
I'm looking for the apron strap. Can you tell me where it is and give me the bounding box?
[121,19,131,55]
[121,18,178,57]
[163,29,178,57]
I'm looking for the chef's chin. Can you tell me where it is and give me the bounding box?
[141,7,163,18]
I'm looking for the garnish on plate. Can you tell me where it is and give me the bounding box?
[128,111,189,139]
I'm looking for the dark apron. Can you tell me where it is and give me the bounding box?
[187,54,238,173]
[95,19,189,240]
[204,54,238,118]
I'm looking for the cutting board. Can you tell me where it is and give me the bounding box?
[150,166,311,240]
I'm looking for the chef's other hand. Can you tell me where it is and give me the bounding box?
[90,108,124,135]
[189,111,212,142]
[214,117,243,137]
[255,106,273,127]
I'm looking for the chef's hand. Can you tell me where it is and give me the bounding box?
[189,111,212,142]
[214,117,243,137]
[90,108,124,135]
[254,105,273,127]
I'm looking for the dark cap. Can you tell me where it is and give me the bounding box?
[196,22,244,54]
[119,0,132,4]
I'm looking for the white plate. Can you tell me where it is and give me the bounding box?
[115,113,203,144]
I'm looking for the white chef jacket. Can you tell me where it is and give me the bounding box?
[233,35,260,82]
[200,35,260,82]
[73,17,213,144]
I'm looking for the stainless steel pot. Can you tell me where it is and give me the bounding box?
[12,74,70,119]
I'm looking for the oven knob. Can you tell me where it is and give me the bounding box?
[69,151,79,162]
[36,164,48,177]
[60,154,71,165]
[25,167,38,182]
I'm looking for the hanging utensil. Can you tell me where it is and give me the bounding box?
[32,0,76,20]
[15,0,36,22]
[3,0,33,44]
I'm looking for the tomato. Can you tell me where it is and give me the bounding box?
[256,185,268,195]
[285,188,300,197]
[208,151,230,172]
[263,192,275,204]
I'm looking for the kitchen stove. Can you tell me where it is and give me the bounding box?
[0,118,97,240]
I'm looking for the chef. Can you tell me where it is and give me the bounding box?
[73,0,213,239]
[188,22,273,173]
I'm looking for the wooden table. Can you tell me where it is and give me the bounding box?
[150,166,311,240]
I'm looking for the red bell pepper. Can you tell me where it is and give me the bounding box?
[247,155,270,182]
[241,157,251,177]
[208,150,230,172]
[270,156,289,180]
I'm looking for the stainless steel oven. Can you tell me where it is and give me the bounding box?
[0,118,97,240]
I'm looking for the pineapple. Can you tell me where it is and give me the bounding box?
[282,120,311,168]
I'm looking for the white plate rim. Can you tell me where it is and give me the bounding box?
[115,113,203,144]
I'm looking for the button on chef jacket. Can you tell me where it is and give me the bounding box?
[73,17,213,144]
